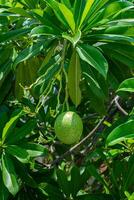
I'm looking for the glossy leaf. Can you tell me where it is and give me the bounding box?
[0,172,9,200]
[6,119,36,144]
[70,166,81,197]
[0,105,8,138]
[2,154,19,196]
[62,29,81,47]
[19,143,48,157]
[73,0,86,27]
[58,3,75,33]
[0,28,31,43]
[117,78,134,93]
[68,50,82,106]
[13,42,47,69]
[87,34,134,45]
[101,43,134,68]
[43,0,71,30]
[57,169,70,197]
[80,0,94,27]
[106,120,134,146]
[2,109,23,143]
[77,44,108,78]
[14,160,37,188]
[6,145,30,163]
[31,25,60,36]
[8,7,32,18]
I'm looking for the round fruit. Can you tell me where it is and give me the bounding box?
[54,111,83,145]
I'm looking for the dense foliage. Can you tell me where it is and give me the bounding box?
[0,0,134,199]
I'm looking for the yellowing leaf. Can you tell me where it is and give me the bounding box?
[68,50,82,106]
[80,0,94,27]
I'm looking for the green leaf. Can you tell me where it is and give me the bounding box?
[70,166,81,197]
[40,183,64,199]
[101,43,134,68]
[2,109,23,143]
[87,34,134,45]
[73,0,86,27]
[103,1,133,19]
[32,59,60,97]
[23,0,37,8]
[57,169,70,197]
[68,50,82,106]
[58,2,75,33]
[62,29,81,47]
[6,119,36,144]
[0,171,9,200]
[106,120,134,146]
[43,0,71,30]
[77,44,108,78]
[19,143,48,157]
[123,155,134,191]
[84,0,110,26]
[80,0,94,27]
[76,194,113,200]
[8,7,32,18]
[13,42,47,69]
[82,70,106,114]
[6,145,30,163]
[2,154,19,196]
[0,28,31,43]
[14,160,37,188]
[0,106,8,138]
[0,73,13,105]
[86,165,109,190]
[61,0,72,9]
[31,25,60,36]
[117,78,134,93]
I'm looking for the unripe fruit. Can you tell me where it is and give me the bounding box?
[54,111,83,145]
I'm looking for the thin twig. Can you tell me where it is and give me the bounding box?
[50,96,118,167]
[46,95,128,168]
[50,116,106,167]
[114,95,128,116]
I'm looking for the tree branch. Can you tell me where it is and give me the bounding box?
[49,96,119,167]
[114,96,128,116]
[45,95,128,168]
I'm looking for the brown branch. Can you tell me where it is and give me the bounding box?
[45,95,127,168]
[50,96,118,167]
[50,116,106,167]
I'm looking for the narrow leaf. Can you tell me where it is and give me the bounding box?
[80,0,94,27]
[58,3,75,32]
[0,28,31,43]
[13,42,47,69]
[2,109,23,143]
[70,166,81,197]
[77,44,108,78]
[68,50,82,106]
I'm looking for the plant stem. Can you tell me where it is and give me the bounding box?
[61,39,69,111]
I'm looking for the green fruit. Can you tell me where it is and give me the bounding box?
[54,111,83,145]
